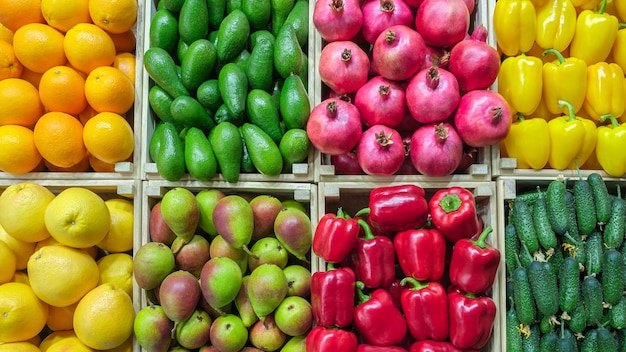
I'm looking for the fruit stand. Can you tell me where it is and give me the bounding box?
[0,0,625,351]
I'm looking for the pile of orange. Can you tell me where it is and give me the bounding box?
[0,0,138,174]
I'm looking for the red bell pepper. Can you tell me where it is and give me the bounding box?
[355,184,429,234]
[353,281,408,346]
[351,219,396,288]
[429,186,482,243]
[410,340,479,352]
[394,228,447,281]
[310,263,356,328]
[313,208,360,263]
[306,326,358,352]
[448,291,496,350]
[400,277,449,342]
[449,226,501,294]
[357,344,408,352]
[386,278,404,310]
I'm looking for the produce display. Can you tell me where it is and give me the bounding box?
[134,186,313,351]
[504,173,626,350]
[0,0,138,174]
[144,0,312,182]
[495,0,626,176]
[309,184,499,351]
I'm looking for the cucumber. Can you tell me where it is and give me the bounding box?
[602,249,625,306]
[512,199,540,254]
[547,244,563,277]
[506,304,524,352]
[546,180,569,235]
[568,298,587,334]
[514,190,544,207]
[598,327,618,351]
[604,197,626,249]
[580,328,599,352]
[520,243,533,268]
[533,194,558,250]
[586,231,604,276]
[513,266,537,325]
[582,275,604,326]
[559,257,581,313]
[610,296,626,329]
[539,331,558,352]
[574,179,598,236]
[588,172,612,224]
[540,314,555,333]
[505,223,521,276]
[563,190,585,264]
[556,329,578,352]
[521,323,541,352]
[528,261,559,317]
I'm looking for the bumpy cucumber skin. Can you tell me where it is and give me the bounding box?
[528,261,559,317]
[540,331,558,352]
[513,266,537,326]
[574,179,598,236]
[533,195,558,250]
[512,199,540,254]
[582,275,604,326]
[505,223,520,276]
[588,172,612,224]
[559,256,581,313]
[521,323,541,352]
[506,307,524,352]
[546,180,569,235]
[602,249,625,306]
[604,197,626,249]
[610,296,626,330]
[568,299,587,334]
[580,328,599,352]
[598,327,618,351]
[586,232,604,276]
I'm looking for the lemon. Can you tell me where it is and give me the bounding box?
[0,223,36,270]
[97,198,134,253]
[0,240,16,284]
[35,236,100,259]
[73,283,134,350]
[0,282,49,343]
[27,245,99,307]
[102,336,132,352]
[45,336,95,352]
[44,187,111,249]
[0,342,41,352]
[97,253,133,297]
[38,330,76,351]
[0,182,54,243]
[11,271,29,285]
[46,301,78,331]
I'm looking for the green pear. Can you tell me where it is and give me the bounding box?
[281,200,307,214]
[212,195,254,253]
[235,275,259,327]
[280,335,306,352]
[283,265,311,297]
[248,237,289,271]
[161,188,200,252]
[200,257,243,310]
[133,242,175,290]
[196,189,225,236]
[209,314,248,352]
[249,194,284,241]
[274,296,313,336]
[209,235,248,273]
[133,304,173,352]
[249,314,287,351]
[248,263,288,319]
[273,207,311,261]
[175,309,212,349]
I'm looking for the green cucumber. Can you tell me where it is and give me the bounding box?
[586,231,604,276]
[580,328,599,352]
[568,298,587,334]
[513,266,537,325]
[564,190,586,264]
[598,327,618,351]
[559,257,581,313]
[588,172,612,224]
[528,261,559,317]
[546,179,569,235]
[574,179,598,236]
[604,197,626,249]
[540,314,556,334]
[555,328,578,352]
[506,302,524,352]
[602,249,625,306]
[534,193,558,250]
[582,275,604,326]
[512,199,539,254]
[540,331,559,352]
[521,323,541,352]
[610,296,626,329]
[505,223,521,276]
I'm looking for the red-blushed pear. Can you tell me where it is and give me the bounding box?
[200,257,243,312]
[159,270,201,323]
[249,314,287,351]
[160,188,200,253]
[196,189,226,237]
[273,207,312,261]
[248,237,289,271]
[283,264,311,298]
[175,309,212,349]
[173,234,211,278]
[212,195,255,255]
[209,234,248,274]
[248,263,288,319]
[235,276,259,327]
[249,194,284,241]
[209,314,248,352]
[133,242,175,290]
[274,296,313,336]
[133,305,174,352]
[281,335,307,351]
[149,201,176,246]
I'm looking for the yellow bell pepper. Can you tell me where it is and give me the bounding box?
[526,98,560,120]
[493,0,537,57]
[583,62,625,121]
[596,114,626,176]
[567,113,597,169]
[501,114,550,169]
[570,0,619,65]
[571,0,599,8]
[547,100,586,170]
[612,25,626,73]
[542,49,587,115]
[498,54,543,116]
[616,0,626,21]
[535,0,577,51]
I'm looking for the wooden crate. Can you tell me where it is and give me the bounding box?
[140,0,317,182]
[316,181,501,351]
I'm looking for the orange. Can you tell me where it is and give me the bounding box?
[33,111,86,168]
[20,67,43,87]
[44,153,90,172]
[46,301,78,331]
[41,0,91,33]
[38,66,87,115]
[0,22,14,43]
[0,282,49,343]
[0,125,42,174]
[0,78,43,127]
[84,66,135,114]
[109,30,136,53]
[0,0,45,32]
[88,0,138,34]
[78,104,98,125]
[12,23,66,73]
[88,154,117,172]
[83,112,134,164]
[63,23,116,74]
[0,40,23,80]
[112,52,135,85]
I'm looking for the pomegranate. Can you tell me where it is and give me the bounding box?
[405,66,460,124]
[327,90,356,103]
[331,150,365,174]
[448,25,500,92]
[319,41,370,94]
[462,0,475,14]
[396,133,419,174]
[307,98,363,155]
[395,109,423,132]
[454,90,512,147]
[354,76,407,128]
[415,0,469,48]
[410,122,463,177]
[357,124,406,175]
[313,0,364,42]
[403,0,424,9]
[455,146,478,172]
[372,25,428,81]
[360,0,414,44]
[424,45,449,69]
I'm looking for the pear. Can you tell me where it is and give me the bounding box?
[133,304,174,352]
[248,263,288,319]
[209,314,248,352]
[273,207,312,261]
[234,276,259,327]
[174,234,211,278]
[196,189,225,236]
[283,265,311,298]
[212,195,254,253]
[248,237,289,271]
[159,270,201,323]
[149,201,176,245]
[249,314,287,351]
[200,257,243,311]
[209,235,248,273]
[175,309,212,349]
[274,296,313,336]
[133,242,175,290]
[161,188,200,252]
[249,195,284,241]
[200,295,233,319]
[280,335,307,352]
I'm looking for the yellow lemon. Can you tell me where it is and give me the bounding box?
[0,224,36,270]
[44,187,110,249]
[27,245,99,307]
[0,342,41,352]
[97,198,134,253]
[0,240,16,284]
[38,330,75,352]
[73,283,134,350]
[0,183,54,243]
[0,282,49,343]
[45,334,94,352]
[96,253,133,297]
[46,301,78,331]
[101,336,132,352]
[34,236,99,259]
[11,271,29,285]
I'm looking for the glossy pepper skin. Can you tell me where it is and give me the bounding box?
[501,114,550,169]
[498,54,543,116]
[429,186,482,243]
[547,100,586,170]
[542,49,587,115]
[584,62,625,121]
[567,113,597,169]
[400,277,449,342]
[616,0,626,21]
[310,263,355,328]
[353,281,408,346]
[448,291,497,350]
[356,184,429,234]
[357,344,408,352]
[612,25,626,74]
[596,114,626,176]
[394,228,446,281]
[493,0,537,57]
[448,226,501,295]
[312,208,359,263]
[570,0,619,65]
[306,325,358,352]
[351,220,395,289]
[534,0,576,51]
[410,340,479,352]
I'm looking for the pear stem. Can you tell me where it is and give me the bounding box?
[242,244,260,260]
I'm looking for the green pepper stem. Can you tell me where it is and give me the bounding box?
[472,226,494,249]
[542,48,565,64]
[600,114,619,128]
[620,23,626,29]
[355,281,370,304]
[354,207,370,217]
[517,113,525,122]
[439,193,462,213]
[465,292,477,298]
[599,0,607,14]
[326,262,336,271]
[336,207,348,219]
[357,219,376,240]
[400,277,427,290]
[557,100,577,122]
